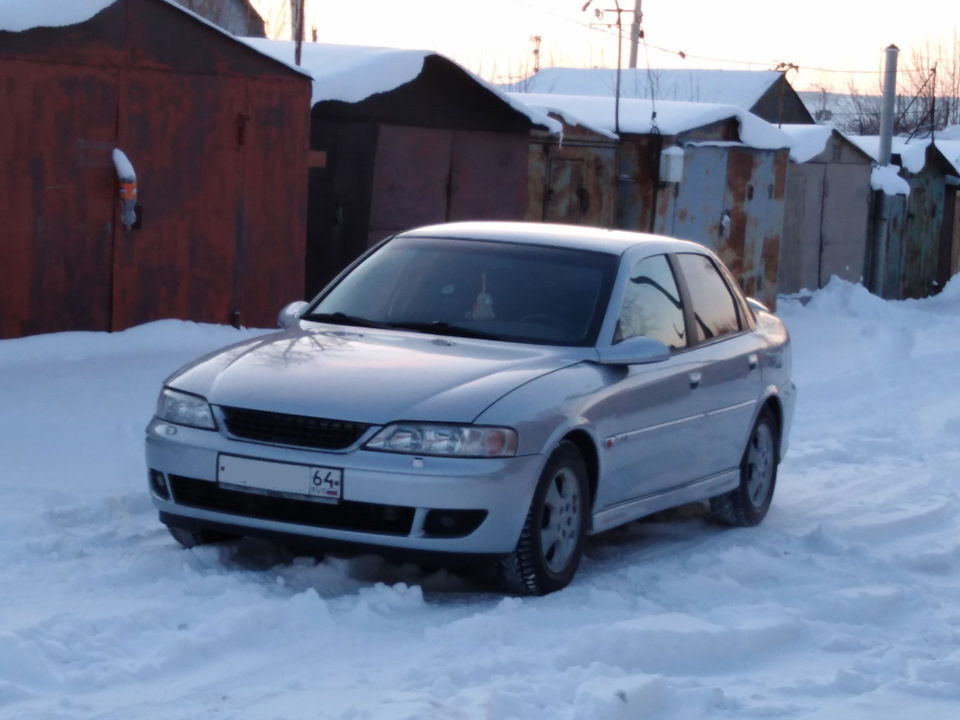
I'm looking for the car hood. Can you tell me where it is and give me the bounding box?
[167,327,590,424]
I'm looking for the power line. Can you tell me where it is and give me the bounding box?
[510,0,885,78]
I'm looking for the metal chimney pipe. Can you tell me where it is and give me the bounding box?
[878,44,899,166]
[628,0,642,69]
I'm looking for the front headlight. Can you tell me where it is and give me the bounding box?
[156,388,216,430]
[365,423,517,458]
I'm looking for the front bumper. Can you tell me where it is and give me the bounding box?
[146,418,544,556]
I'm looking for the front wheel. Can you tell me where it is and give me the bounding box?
[710,408,779,526]
[497,440,589,595]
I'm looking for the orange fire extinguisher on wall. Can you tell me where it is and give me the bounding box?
[112,148,138,229]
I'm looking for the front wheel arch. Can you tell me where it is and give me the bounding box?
[497,440,589,595]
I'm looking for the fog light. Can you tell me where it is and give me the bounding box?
[149,469,170,500]
[423,509,488,538]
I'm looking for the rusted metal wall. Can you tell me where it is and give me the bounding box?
[0,61,117,337]
[780,134,872,294]
[449,130,529,222]
[657,145,728,248]
[948,189,960,281]
[369,125,528,241]
[779,163,824,294]
[235,80,310,328]
[719,147,787,308]
[901,170,947,298]
[368,125,453,240]
[524,123,617,228]
[306,121,530,295]
[820,162,872,283]
[616,135,660,233]
[868,191,908,300]
[640,141,786,308]
[304,120,378,297]
[0,0,311,338]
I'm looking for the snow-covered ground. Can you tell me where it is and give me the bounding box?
[2,279,960,720]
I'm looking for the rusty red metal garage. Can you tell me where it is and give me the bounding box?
[0,0,312,339]
[243,40,561,297]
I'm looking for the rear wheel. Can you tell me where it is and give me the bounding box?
[497,440,588,595]
[167,525,240,549]
[710,408,778,526]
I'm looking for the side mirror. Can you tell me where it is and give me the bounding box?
[277,300,309,329]
[596,336,671,366]
[746,297,768,313]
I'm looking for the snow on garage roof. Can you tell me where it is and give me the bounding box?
[509,93,789,149]
[241,39,562,133]
[0,0,311,78]
[505,68,785,109]
[848,136,928,173]
[848,135,960,176]
[777,124,836,163]
[777,124,876,164]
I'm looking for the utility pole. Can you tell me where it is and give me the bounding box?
[582,0,636,135]
[294,0,306,66]
[628,0,642,69]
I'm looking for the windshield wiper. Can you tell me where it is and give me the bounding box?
[301,311,390,329]
[384,320,506,341]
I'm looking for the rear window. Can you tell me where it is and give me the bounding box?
[675,253,742,342]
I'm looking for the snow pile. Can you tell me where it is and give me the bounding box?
[778,124,838,163]
[849,135,933,174]
[3,279,960,718]
[112,148,136,182]
[871,164,910,195]
[509,92,789,148]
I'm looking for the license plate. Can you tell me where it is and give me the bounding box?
[217,454,342,503]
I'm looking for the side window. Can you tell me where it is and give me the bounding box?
[675,253,741,342]
[614,254,687,349]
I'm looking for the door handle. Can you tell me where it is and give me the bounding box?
[689,371,702,389]
[748,353,759,370]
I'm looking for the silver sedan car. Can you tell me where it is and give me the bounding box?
[146,222,795,594]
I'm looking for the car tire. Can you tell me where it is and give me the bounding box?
[167,525,240,549]
[497,440,588,595]
[710,407,779,527]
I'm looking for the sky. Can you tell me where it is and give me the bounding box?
[250,0,958,92]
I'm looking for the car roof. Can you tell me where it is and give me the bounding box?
[395,221,710,257]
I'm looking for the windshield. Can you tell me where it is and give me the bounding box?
[305,236,618,346]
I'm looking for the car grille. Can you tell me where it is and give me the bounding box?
[169,476,415,536]
[218,406,371,450]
